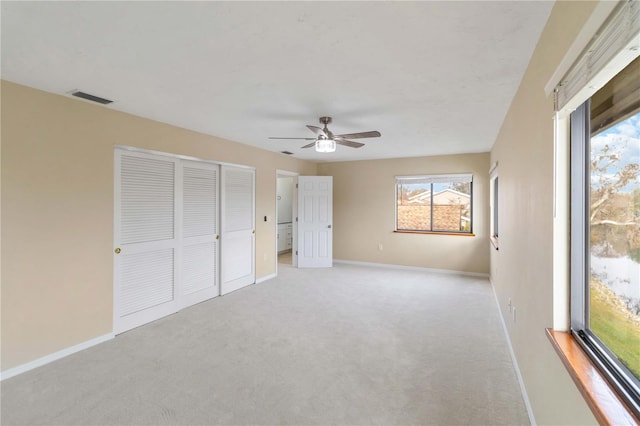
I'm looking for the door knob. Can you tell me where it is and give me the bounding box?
[114,248,121,254]
[216,235,220,240]
[328,225,332,229]
[252,230,255,234]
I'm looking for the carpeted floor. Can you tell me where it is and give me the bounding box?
[1,263,529,425]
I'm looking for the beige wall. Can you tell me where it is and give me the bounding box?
[490,1,601,424]
[318,153,490,274]
[1,81,317,370]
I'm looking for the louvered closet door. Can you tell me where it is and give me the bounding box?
[220,166,255,295]
[114,150,178,334]
[180,161,219,309]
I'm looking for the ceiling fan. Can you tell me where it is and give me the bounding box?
[269,117,381,152]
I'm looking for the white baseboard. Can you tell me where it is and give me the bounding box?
[1,333,114,381]
[489,277,537,425]
[256,273,276,284]
[333,259,490,278]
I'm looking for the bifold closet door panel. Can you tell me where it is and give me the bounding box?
[220,166,255,295]
[114,150,179,334]
[180,162,219,309]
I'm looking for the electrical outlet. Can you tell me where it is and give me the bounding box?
[508,297,512,313]
[513,307,517,322]
[378,243,383,251]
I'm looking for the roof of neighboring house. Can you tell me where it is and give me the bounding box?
[408,191,431,203]
[408,188,470,204]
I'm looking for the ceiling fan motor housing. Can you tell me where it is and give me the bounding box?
[319,116,332,126]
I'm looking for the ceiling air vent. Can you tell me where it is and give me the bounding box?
[280,151,294,155]
[70,90,113,105]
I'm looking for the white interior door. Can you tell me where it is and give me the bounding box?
[221,166,255,295]
[114,150,179,333]
[180,161,219,309]
[297,176,333,268]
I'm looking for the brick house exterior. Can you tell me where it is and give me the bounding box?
[397,205,466,231]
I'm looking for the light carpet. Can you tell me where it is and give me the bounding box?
[1,263,529,425]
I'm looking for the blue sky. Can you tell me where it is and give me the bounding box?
[591,111,640,193]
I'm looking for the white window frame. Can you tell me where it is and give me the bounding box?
[395,173,474,234]
[551,0,640,416]
[569,97,640,415]
[489,162,499,249]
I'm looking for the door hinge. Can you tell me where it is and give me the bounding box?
[295,217,298,222]
[296,183,298,188]
[296,250,298,255]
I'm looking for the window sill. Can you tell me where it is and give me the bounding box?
[490,235,499,250]
[545,329,639,425]
[393,230,475,237]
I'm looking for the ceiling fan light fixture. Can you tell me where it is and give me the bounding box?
[315,138,336,153]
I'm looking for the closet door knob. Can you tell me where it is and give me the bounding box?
[114,248,121,254]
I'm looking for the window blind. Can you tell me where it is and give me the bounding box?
[396,173,472,185]
[555,1,640,112]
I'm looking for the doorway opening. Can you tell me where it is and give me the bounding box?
[276,171,298,273]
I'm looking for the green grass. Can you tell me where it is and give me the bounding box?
[590,279,640,379]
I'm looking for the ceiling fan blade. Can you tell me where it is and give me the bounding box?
[335,139,365,148]
[301,141,316,149]
[306,125,328,138]
[268,137,316,140]
[334,130,381,139]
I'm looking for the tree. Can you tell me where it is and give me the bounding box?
[590,139,639,224]
[449,182,471,195]
[590,138,640,258]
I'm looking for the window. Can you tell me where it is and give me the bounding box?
[395,174,473,234]
[490,163,499,249]
[570,56,640,415]
[492,177,499,236]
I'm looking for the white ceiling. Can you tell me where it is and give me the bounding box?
[1,1,554,163]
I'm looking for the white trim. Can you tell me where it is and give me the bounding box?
[114,145,256,171]
[489,278,537,426]
[275,169,299,177]
[544,1,619,96]
[489,163,499,247]
[275,170,299,277]
[255,273,276,284]
[113,148,121,334]
[333,259,489,278]
[552,113,571,331]
[489,161,499,177]
[0,333,114,381]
